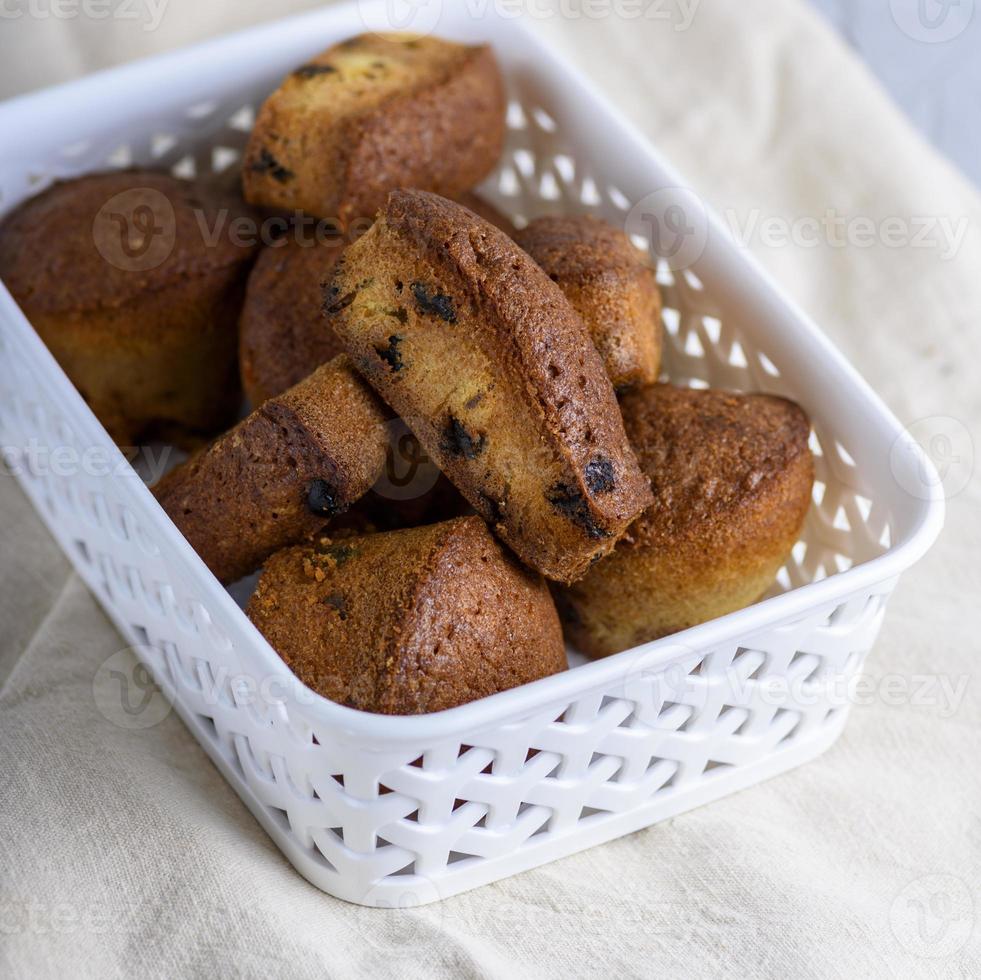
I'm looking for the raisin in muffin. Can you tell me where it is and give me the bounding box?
[247,516,567,714]
[558,384,814,657]
[238,193,512,407]
[0,171,259,445]
[153,356,389,583]
[243,34,506,226]
[325,190,653,584]
[516,215,662,392]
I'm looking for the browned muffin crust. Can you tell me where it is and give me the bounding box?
[0,171,256,314]
[153,355,389,584]
[0,171,258,444]
[247,516,568,714]
[455,191,516,238]
[239,238,347,406]
[516,215,662,391]
[559,384,814,657]
[243,34,506,226]
[325,190,653,584]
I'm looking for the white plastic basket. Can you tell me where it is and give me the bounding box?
[0,2,943,907]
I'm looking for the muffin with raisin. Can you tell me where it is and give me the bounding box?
[324,190,653,584]
[558,384,814,657]
[153,356,389,583]
[238,193,513,407]
[243,34,506,227]
[248,516,568,714]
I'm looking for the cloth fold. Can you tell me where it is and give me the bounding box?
[1,1,979,976]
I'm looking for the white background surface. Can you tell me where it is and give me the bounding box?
[807,0,981,188]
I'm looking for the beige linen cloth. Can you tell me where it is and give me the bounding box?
[1,1,979,976]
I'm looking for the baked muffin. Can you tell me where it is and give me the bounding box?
[247,516,568,714]
[243,34,506,226]
[238,193,512,407]
[516,215,662,391]
[456,191,516,238]
[153,356,389,583]
[325,190,653,584]
[0,171,258,445]
[238,237,347,406]
[558,384,814,657]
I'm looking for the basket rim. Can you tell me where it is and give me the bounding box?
[0,1,945,746]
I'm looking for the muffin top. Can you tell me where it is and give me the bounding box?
[257,33,486,120]
[0,170,258,315]
[242,33,505,223]
[620,383,812,542]
[247,515,567,714]
[455,191,516,238]
[516,214,652,282]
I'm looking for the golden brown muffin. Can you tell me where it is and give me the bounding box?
[152,356,389,584]
[558,384,814,657]
[238,193,512,407]
[0,171,259,445]
[516,215,662,392]
[247,516,568,714]
[243,34,506,226]
[238,237,347,406]
[325,190,653,584]
[455,191,516,238]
